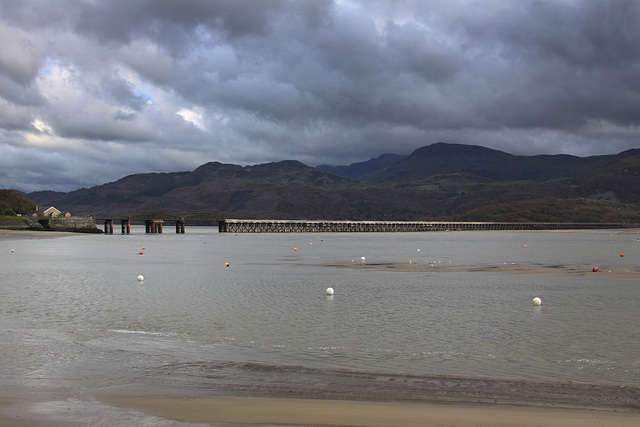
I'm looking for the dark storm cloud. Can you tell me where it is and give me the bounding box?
[458,1,640,130]
[0,0,639,191]
[101,75,151,111]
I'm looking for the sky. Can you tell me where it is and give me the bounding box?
[1,0,640,192]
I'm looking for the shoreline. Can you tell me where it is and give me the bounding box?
[3,356,640,425]
[0,229,93,240]
[2,393,639,426]
[69,363,640,425]
[94,395,640,427]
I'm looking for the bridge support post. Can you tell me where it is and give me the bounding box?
[104,219,113,234]
[176,220,185,234]
[145,220,164,233]
[121,219,130,234]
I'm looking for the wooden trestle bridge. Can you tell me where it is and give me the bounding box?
[96,213,225,234]
[96,213,624,234]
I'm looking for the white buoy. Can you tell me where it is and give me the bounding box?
[137,275,144,282]
[360,256,365,261]
[326,287,334,296]
[532,297,542,306]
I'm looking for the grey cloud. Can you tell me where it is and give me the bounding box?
[0,25,42,86]
[0,0,639,192]
[453,1,640,129]
[385,22,463,83]
[0,107,31,132]
[113,110,136,121]
[498,1,640,69]
[101,75,150,111]
[71,0,292,51]
[52,111,158,143]
[0,74,45,107]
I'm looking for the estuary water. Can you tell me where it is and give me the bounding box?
[1,227,640,421]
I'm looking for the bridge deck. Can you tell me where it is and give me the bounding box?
[218,219,623,233]
[96,213,224,222]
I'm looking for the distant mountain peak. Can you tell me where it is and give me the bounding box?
[249,160,311,171]
[193,162,245,179]
[317,153,407,179]
[411,142,512,157]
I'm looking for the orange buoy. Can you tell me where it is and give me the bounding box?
[592,266,599,272]
[524,245,527,248]
[620,254,625,257]
[294,248,297,251]
[225,262,229,267]
[138,244,141,247]
[139,251,143,255]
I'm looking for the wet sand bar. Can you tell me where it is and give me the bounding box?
[87,360,640,426]
[95,396,640,427]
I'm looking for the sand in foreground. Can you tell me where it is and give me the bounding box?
[97,395,640,427]
[2,393,640,427]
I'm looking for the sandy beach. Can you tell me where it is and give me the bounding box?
[96,395,640,426]
[2,394,640,426]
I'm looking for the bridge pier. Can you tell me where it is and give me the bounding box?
[97,213,224,234]
[145,220,164,234]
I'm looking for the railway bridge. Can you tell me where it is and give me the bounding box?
[96,213,625,234]
[96,212,225,234]
[218,219,623,233]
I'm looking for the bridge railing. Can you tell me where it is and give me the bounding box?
[218,219,624,233]
[97,212,225,222]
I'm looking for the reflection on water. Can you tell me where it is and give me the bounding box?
[2,228,640,388]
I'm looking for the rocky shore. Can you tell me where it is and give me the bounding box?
[0,215,101,233]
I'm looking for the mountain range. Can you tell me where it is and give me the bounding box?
[23,142,640,223]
